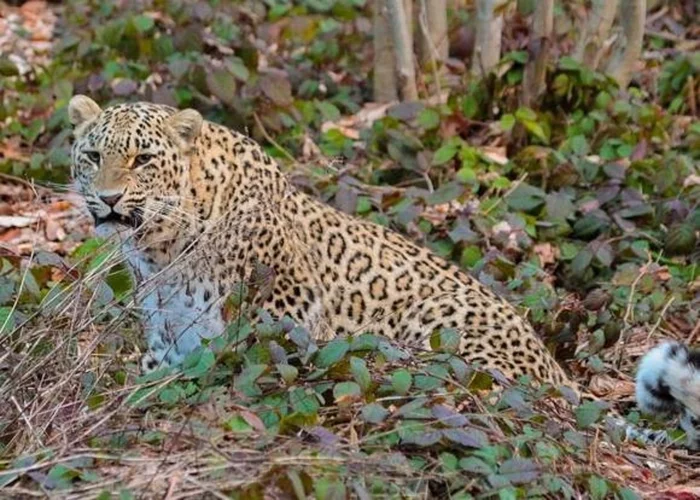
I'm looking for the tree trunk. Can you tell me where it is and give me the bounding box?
[373,0,399,102]
[572,0,619,70]
[521,0,553,107]
[387,0,419,100]
[605,0,646,88]
[417,0,448,66]
[471,0,504,78]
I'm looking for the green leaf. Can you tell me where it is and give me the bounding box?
[588,475,608,500]
[432,143,459,165]
[417,108,440,129]
[315,338,350,368]
[460,246,483,268]
[226,415,253,433]
[429,328,461,353]
[500,114,516,131]
[260,74,293,107]
[571,248,594,278]
[618,487,641,500]
[132,15,154,33]
[361,403,389,423]
[277,364,298,384]
[462,95,478,118]
[333,381,361,400]
[505,183,546,211]
[459,456,493,475]
[575,401,603,428]
[315,100,341,121]
[158,387,181,405]
[0,307,15,335]
[225,57,249,82]
[499,458,540,484]
[391,369,413,395]
[182,349,216,378]
[520,119,549,143]
[350,357,371,391]
[425,183,463,205]
[515,107,538,122]
[0,57,19,77]
[206,67,237,106]
[234,364,267,394]
[289,388,320,415]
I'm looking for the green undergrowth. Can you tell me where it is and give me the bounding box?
[1,291,647,497]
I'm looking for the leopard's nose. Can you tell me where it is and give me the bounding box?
[99,192,123,208]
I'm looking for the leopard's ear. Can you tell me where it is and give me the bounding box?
[68,95,102,128]
[167,109,203,146]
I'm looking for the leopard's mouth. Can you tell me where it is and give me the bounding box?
[94,209,143,229]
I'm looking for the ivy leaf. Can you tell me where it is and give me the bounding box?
[425,183,463,206]
[499,458,541,485]
[500,114,516,131]
[391,369,413,395]
[260,73,293,106]
[182,349,215,379]
[361,403,389,424]
[350,357,371,391]
[315,338,350,368]
[333,381,361,401]
[443,428,488,448]
[132,14,154,33]
[277,364,298,384]
[417,108,440,129]
[571,247,593,278]
[289,387,320,416]
[432,143,459,166]
[588,475,609,500]
[575,401,604,428]
[234,364,268,396]
[206,67,237,106]
[505,183,546,211]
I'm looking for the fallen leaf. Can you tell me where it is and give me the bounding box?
[533,243,559,266]
[0,215,37,228]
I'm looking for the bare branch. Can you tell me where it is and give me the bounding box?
[386,0,419,100]
[417,0,448,65]
[605,0,647,88]
[521,0,553,107]
[373,0,399,103]
[572,0,620,70]
[471,0,504,78]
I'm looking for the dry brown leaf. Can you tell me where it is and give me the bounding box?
[533,242,559,266]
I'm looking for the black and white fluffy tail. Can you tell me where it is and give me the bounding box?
[635,340,700,449]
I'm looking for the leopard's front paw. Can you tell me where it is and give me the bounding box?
[140,352,170,374]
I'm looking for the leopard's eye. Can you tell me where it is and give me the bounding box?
[85,151,101,164]
[134,153,155,167]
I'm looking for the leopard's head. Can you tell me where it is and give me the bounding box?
[68,95,203,233]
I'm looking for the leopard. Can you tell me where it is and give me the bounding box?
[67,95,694,449]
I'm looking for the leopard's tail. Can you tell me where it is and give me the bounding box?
[634,340,700,449]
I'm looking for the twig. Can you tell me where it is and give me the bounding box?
[688,319,700,345]
[687,75,697,117]
[417,0,443,99]
[252,113,297,164]
[10,396,44,449]
[646,296,675,341]
[482,173,528,216]
[615,252,654,367]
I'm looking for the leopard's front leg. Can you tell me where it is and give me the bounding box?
[137,278,227,373]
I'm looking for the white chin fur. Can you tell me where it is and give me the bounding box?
[95,222,132,239]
